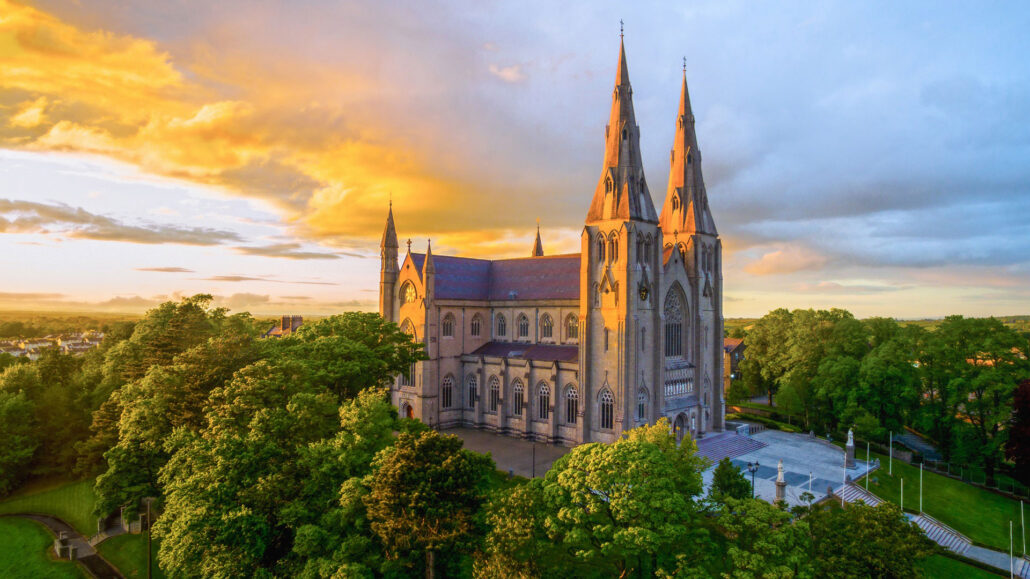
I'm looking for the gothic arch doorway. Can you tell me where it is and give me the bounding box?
[401,403,414,419]
[673,413,686,444]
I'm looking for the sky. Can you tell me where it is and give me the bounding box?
[1,0,1028,318]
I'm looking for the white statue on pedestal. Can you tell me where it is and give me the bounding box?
[777,459,784,483]
[847,428,854,446]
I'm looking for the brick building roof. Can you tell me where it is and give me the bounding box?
[723,337,744,353]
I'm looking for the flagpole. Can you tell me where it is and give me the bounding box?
[889,431,893,476]
[920,463,923,513]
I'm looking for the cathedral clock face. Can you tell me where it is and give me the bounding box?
[638,283,649,301]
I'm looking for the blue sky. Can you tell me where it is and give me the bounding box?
[1,0,1028,317]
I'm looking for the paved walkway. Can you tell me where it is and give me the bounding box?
[702,430,874,507]
[2,514,123,578]
[896,432,942,461]
[446,427,570,478]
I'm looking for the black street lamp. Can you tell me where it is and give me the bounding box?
[747,461,760,499]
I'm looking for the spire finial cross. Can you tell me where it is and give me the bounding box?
[406,238,412,252]
[620,19,624,38]
[389,191,392,208]
[683,56,687,73]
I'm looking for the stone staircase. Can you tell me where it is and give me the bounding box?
[838,482,883,507]
[695,432,768,463]
[909,513,972,556]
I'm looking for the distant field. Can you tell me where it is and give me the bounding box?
[724,315,1030,337]
[0,517,84,578]
[0,479,98,537]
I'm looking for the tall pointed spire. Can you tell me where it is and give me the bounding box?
[659,66,717,236]
[585,35,658,224]
[381,201,398,249]
[422,238,435,276]
[531,220,544,257]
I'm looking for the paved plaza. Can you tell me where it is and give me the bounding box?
[447,427,570,478]
[700,429,875,506]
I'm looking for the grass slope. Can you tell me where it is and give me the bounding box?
[859,449,1022,552]
[0,517,84,578]
[96,534,166,579]
[916,554,1004,578]
[0,479,97,537]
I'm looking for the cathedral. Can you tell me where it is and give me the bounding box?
[379,38,724,445]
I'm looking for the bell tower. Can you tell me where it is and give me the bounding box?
[379,203,399,323]
[580,33,662,442]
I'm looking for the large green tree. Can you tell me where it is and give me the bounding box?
[708,457,752,504]
[718,498,813,579]
[808,502,934,578]
[360,430,494,578]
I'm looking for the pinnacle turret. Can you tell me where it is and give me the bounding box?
[659,69,717,236]
[531,223,544,257]
[585,38,659,225]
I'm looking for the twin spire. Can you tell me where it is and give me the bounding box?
[586,35,716,238]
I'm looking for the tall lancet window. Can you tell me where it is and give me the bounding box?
[664,289,685,359]
[599,390,614,430]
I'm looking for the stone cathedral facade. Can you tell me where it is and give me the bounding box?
[379,40,724,446]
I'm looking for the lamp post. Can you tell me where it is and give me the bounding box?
[748,461,760,499]
[142,496,156,579]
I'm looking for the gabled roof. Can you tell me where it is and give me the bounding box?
[410,253,581,301]
[471,341,579,363]
[724,337,744,353]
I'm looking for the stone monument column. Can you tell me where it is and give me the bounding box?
[845,428,855,468]
[775,459,787,502]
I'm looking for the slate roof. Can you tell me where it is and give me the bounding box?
[470,341,579,363]
[409,253,580,301]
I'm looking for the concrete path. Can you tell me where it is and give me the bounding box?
[2,514,123,578]
[446,427,569,478]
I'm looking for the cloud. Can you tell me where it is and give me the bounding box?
[95,295,161,309]
[743,244,828,276]
[488,63,526,83]
[135,267,194,273]
[9,96,48,127]
[0,291,66,301]
[197,274,335,286]
[234,243,340,260]
[794,281,906,294]
[0,199,242,245]
[280,295,311,300]
[215,293,270,309]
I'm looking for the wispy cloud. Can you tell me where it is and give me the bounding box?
[0,199,242,246]
[488,63,526,83]
[135,266,194,273]
[234,243,340,260]
[743,244,828,276]
[197,274,335,286]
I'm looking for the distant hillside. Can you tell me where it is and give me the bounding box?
[725,314,1030,338]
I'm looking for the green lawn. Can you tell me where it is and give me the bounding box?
[96,533,166,579]
[0,479,98,537]
[0,517,84,578]
[916,554,1004,578]
[860,449,1022,552]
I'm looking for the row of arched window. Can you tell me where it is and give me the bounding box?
[437,312,578,341]
[441,375,650,429]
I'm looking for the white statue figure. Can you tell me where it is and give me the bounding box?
[847,428,854,446]
[777,459,784,483]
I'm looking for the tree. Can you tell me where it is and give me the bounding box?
[808,502,934,578]
[154,360,341,577]
[362,430,494,578]
[718,498,813,578]
[475,479,566,578]
[1006,379,1030,484]
[708,457,752,504]
[538,420,712,577]
[0,391,38,495]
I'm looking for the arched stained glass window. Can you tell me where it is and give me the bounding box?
[600,390,614,430]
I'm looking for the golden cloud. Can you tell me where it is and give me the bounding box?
[0,1,574,259]
[743,244,828,276]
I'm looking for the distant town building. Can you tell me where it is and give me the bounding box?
[265,315,303,338]
[379,39,725,445]
[723,337,745,398]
